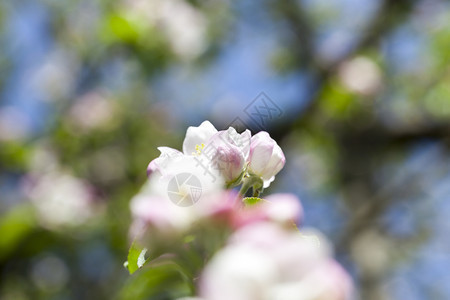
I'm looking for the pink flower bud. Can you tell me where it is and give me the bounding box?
[205,128,251,183]
[248,132,285,188]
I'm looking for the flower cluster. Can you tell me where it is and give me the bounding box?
[127,121,354,300]
[147,120,285,191]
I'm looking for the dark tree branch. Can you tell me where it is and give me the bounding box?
[271,0,418,142]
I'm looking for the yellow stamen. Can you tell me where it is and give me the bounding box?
[193,143,205,156]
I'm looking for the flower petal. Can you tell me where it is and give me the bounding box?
[263,193,303,225]
[248,132,274,176]
[205,130,246,183]
[248,131,285,188]
[147,147,182,177]
[182,121,218,155]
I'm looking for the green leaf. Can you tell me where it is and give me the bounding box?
[119,261,192,300]
[101,13,139,44]
[0,205,36,261]
[243,197,263,206]
[126,241,149,274]
[319,80,357,120]
[183,234,196,244]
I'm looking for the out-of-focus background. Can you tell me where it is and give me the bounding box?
[1,0,450,299]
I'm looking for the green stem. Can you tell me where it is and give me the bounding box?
[239,175,264,198]
[239,177,253,197]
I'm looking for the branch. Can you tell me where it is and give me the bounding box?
[271,0,417,141]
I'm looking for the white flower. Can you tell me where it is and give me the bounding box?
[248,132,285,188]
[147,121,222,193]
[148,121,217,179]
[130,179,238,238]
[148,154,224,201]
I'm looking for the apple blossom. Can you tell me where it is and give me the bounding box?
[233,193,303,229]
[204,127,251,184]
[147,154,224,202]
[247,131,285,188]
[262,193,303,225]
[199,222,354,300]
[129,121,354,299]
[147,121,218,179]
[147,121,253,188]
[23,169,99,229]
[130,177,239,238]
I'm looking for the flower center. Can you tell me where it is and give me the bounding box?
[193,143,205,155]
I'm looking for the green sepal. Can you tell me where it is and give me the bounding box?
[239,175,264,197]
[243,197,263,206]
[225,169,246,189]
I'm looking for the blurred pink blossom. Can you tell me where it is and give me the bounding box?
[233,193,303,229]
[68,90,117,132]
[199,222,354,300]
[130,188,240,238]
[23,169,101,229]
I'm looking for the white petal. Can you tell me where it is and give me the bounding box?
[263,193,302,224]
[248,132,274,176]
[262,143,285,181]
[262,176,275,188]
[157,146,183,156]
[237,129,251,159]
[147,147,182,177]
[182,121,218,155]
[150,154,224,203]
